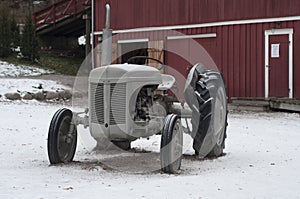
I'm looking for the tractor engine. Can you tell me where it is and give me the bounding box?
[89,63,165,143]
[133,85,156,122]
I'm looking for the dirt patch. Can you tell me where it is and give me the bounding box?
[51,149,227,175]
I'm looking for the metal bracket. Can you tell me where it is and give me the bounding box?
[72,109,89,128]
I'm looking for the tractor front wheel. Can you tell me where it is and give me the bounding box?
[160,114,183,174]
[47,108,77,164]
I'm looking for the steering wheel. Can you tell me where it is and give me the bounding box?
[126,56,164,70]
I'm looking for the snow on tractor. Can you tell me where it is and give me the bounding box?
[47,5,228,174]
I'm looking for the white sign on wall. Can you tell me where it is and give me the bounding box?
[271,44,280,58]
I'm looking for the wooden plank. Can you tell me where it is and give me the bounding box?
[111,43,118,64]
[270,101,300,112]
[148,40,164,72]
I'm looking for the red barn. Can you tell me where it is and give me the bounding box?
[92,0,300,100]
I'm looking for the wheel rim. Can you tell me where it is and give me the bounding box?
[57,116,75,161]
[213,87,226,146]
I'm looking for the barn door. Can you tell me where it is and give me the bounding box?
[269,35,289,97]
[265,29,293,99]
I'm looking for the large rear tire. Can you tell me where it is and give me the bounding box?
[184,64,228,157]
[47,108,77,164]
[160,114,183,174]
[205,72,228,157]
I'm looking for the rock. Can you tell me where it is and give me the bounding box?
[33,91,45,101]
[45,91,59,100]
[58,90,72,100]
[5,93,21,100]
[23,93,33,100]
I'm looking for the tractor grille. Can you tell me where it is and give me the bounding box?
[109,83,126,125]
[90,82,126,125]
[90,83,104,124]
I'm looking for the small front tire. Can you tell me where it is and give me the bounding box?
[160,114,183,174]
[47,108,77,164]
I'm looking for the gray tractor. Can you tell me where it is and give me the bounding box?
[47,5,228,174]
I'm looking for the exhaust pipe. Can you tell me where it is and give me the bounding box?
[101,4,112,66]
[105,4,110,29]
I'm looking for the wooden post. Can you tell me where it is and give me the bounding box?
[83,13,91,57]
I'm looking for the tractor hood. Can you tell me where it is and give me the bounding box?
[89,63,162,84]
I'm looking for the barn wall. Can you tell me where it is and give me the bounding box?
[293,21,300,99]
[216,23,266,99]
[192,21,299,100]
[110,20,300,100]
[94,0,300,31]
[93,0,300,100]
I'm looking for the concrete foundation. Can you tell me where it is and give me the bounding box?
[230,97,300,112]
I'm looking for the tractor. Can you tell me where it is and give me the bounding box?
[47,4,228,174]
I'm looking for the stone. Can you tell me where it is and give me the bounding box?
[33,91,45,101]
[23,93,33,100]
[58,90,72,100]
[45,91,59,100]
[5,93,21,100]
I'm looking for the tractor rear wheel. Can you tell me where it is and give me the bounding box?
[160,114,183,174]
[184,64,228,157]
[206,77,228,157]
[47,108,77,164]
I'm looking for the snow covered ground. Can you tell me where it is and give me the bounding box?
[0,61,70,101]
[0,100,299,198]
[1,61,300,198]
[0,78,70,97]
[0,61,53,77]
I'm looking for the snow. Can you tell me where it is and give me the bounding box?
[0,62,299,198]
[0,78,70,97]
[0,100,300,198]
[0,61,53,77]
[0,61,69,100]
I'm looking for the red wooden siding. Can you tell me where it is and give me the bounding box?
[293,21,300,99]
[94,0,300,31]
[102,20,300,100]
[93,0,300,100]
